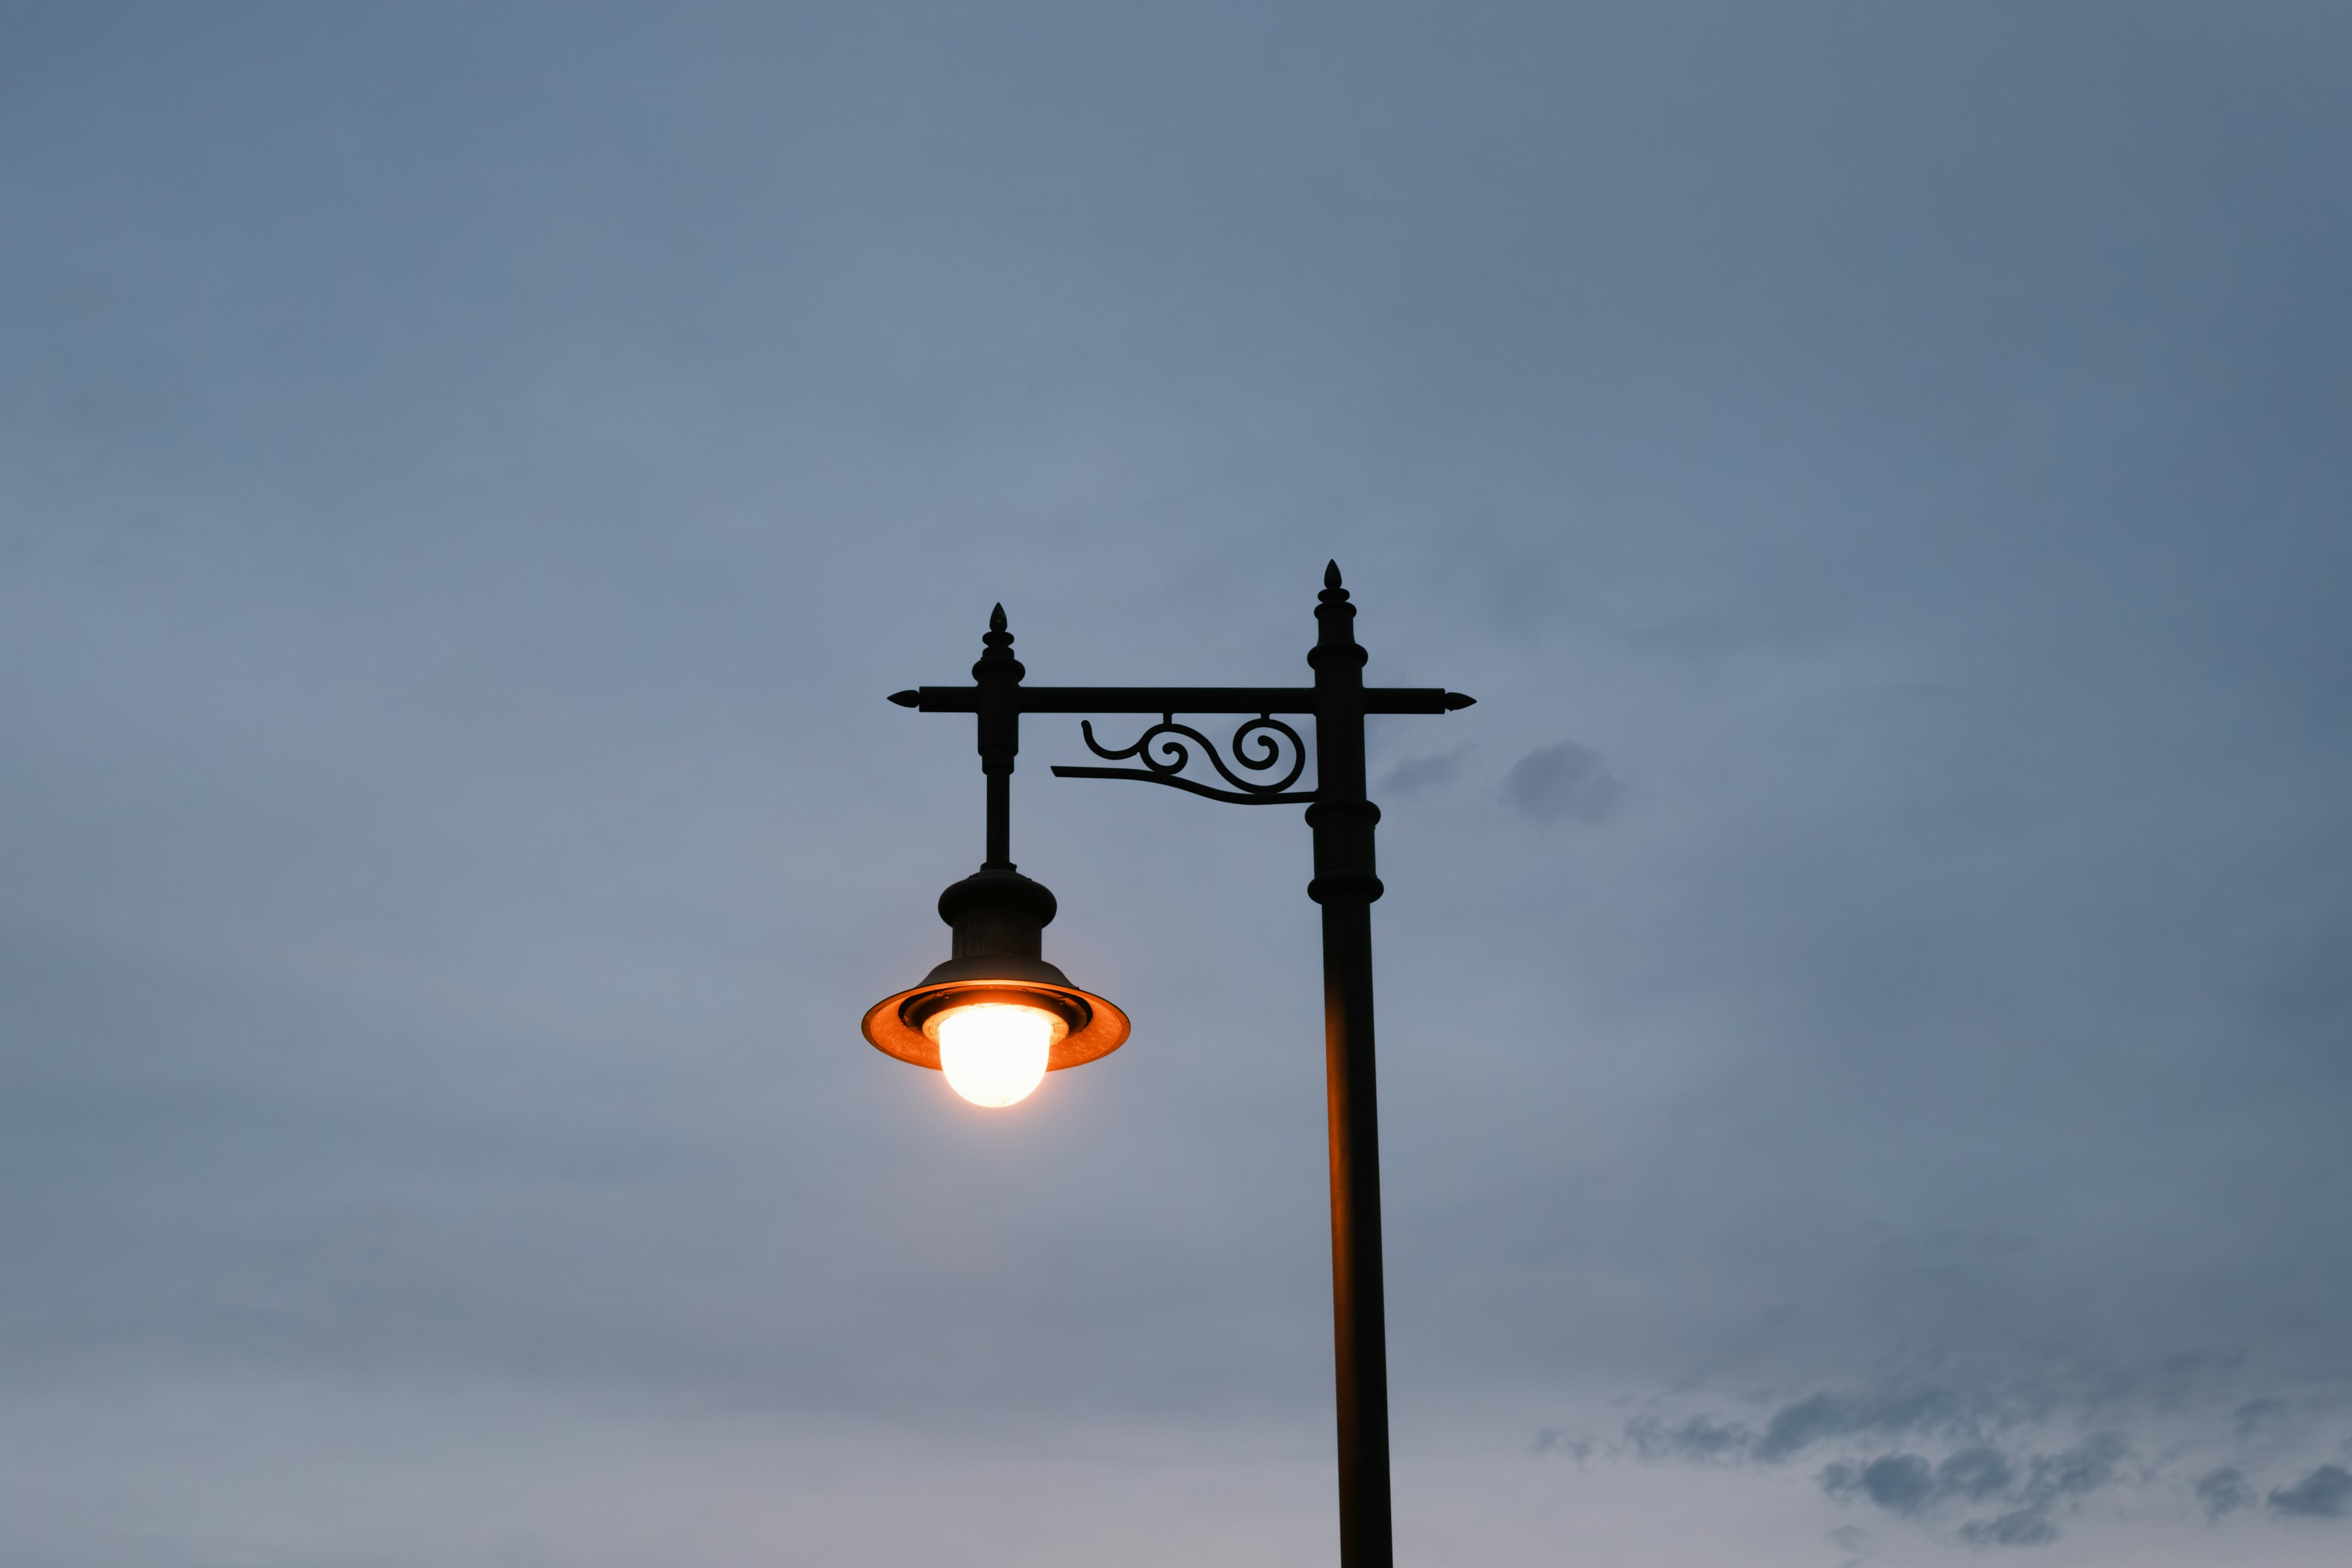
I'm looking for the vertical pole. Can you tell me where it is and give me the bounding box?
[1305,561,1392,1568]
[974,604,1022,869]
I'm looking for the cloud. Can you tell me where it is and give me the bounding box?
[1936,1445,2015,1501]
[2234,1398,2288,1438]
[1752,1389,1964,1463]
[1607,1371,2352,1549]
[1384,744,1472,795]
[2195,1466,2252,1521]
[1957,1508,2059,1548]
[1502,740,1621,823]
[1811,1435,2125,1541]
[1820,1452,1936,1516]
[1624,1414,1750,1464]
[2022,1431,2129,1503]
[1529,1428,1593,1461]
[2268,1464,2352,1519]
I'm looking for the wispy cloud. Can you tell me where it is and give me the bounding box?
[2269,1464,2352,1519]
[1504,739,1621,823]
[2195,1467,2252,1521]
[1385,743,1474,795]
[1566,1365,2352,1550]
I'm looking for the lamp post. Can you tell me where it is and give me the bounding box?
[864,562,1473,1568]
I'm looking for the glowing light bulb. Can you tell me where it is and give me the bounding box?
[933,1002,1058,1107]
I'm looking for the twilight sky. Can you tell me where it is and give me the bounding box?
[2,5,2349,1564]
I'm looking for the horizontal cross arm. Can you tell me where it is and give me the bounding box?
[1019,685,1314,713]
[888,685,1474,714]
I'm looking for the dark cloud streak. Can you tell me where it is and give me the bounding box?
[1504,740,1621,824]
[2269,1465,2352,1520]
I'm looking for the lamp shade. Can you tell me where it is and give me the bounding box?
[862,867,1129,1073]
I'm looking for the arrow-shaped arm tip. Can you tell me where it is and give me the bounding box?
[888,690,921,707]
[1445,692,1477,710]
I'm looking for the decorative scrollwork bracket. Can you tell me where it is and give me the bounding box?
[1050,713,1316,805]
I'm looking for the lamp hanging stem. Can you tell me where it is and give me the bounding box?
[986,772,1010,869]
[974,602,1023,870]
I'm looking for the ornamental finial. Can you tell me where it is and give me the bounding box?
[1312,559,1360,658]
[975,601,1020,677]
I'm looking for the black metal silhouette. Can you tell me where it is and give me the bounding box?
[1054,712,1314,803]
[883,562,1473,1568]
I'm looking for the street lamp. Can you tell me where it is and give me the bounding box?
[863,562,1472,1568]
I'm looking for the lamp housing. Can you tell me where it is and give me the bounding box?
[861,866,1129,1074]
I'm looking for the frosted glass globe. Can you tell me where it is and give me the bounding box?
[935,1002,1055,1107]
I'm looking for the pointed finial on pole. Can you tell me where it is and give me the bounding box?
[981,603,1016,655]
[1319,559,1352,612]
[976,601,1021,676]
[1313,558,1359,654]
